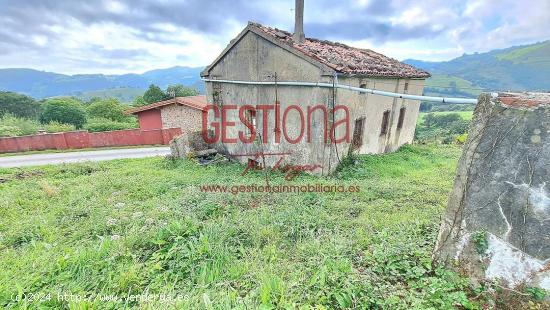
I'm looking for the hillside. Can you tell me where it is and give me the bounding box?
[73,88,146,103]
[0,66,204,99]
[405,40,550,95]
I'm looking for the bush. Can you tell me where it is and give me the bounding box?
[84,118,138,132]
[87,98,128,122]
[416,113,470,144]
[448,119,470,135]
[0,114,39,137]
[40,98,87,129]
[0,125,21,137]
[44,121,76,133]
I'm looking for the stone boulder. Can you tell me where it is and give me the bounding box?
[434,92,550,291]
[169,130,216,158]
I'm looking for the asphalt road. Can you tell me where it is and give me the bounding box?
[0,147,171,168]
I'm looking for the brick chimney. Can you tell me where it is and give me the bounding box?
[293,0,305,43]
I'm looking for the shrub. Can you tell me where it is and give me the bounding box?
[44,121,76,133]
[472,231,489,255]
[448,119,470,135]
[87,98,128,122]
[0,125,22,137]
[0,114,39,137]
[416,113,471,144]
[84,118,138,132]
[455,134,468,144]
[40,98,87,129]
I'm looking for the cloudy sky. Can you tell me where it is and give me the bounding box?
[1,0,549,74]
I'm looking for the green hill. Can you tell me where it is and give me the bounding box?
[424,74,482,98]
[405,40,550,95]
[74,88,145,103]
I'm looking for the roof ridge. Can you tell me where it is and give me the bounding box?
[247,21,430,78]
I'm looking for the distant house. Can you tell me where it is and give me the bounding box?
[126,95,207,131]
[200,18,430,174]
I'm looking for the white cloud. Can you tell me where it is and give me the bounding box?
[0,0,549,74]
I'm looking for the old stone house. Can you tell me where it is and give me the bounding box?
[126,95,207,131]
[201,18,429,174]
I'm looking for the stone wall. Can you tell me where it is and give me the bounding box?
[434,92,549,291]
[160,104,203,132]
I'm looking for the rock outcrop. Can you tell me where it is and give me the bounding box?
[434,92,549,291]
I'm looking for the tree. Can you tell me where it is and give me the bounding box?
[419,101,433,112]
[87,98,127,122]
[142,84,167,104]
[166,84,198,97]
[132,96,147,107]
[0,91,41,119]
[40,98,87,129]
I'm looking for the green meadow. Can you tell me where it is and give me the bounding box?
[0,145,546,309]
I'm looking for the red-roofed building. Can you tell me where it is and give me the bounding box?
[126,95,207,132]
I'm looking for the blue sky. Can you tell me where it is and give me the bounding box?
[0,0,549,74]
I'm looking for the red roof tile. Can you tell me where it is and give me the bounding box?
[250,22,430,78]
[126,95,208,115]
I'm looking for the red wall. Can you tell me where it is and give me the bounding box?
[137,109,163,130]
[0,128,182,153]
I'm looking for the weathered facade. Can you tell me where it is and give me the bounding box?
[435,92,550,291]
[201,22,429,174]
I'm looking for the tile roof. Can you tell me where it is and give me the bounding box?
[126,95,208,115]
[249,22,430,78]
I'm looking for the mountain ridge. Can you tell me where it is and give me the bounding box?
[1,40,549,101]
[0,66,204,99]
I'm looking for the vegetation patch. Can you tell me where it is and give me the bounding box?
[0,145,547,309]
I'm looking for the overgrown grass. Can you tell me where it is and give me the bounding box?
[0,145,545,309]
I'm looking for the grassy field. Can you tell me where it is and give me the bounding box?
[0,145,544,309]
[418,111,474,125]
